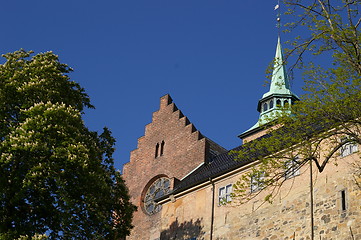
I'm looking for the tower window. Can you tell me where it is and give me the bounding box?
[276,99,281,107]
[284,100,289,107]
[155,141,165,158]
[160,141,165,156]
[263,102,268,112]
[269,100,274,109]
[155,143,159,158]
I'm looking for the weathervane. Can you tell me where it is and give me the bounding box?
[275,0,281,36]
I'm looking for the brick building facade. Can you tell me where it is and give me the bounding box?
[122,94,226,240]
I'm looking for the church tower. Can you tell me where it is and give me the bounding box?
[239,37,299,142]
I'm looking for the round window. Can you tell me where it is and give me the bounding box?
[144,177,170,215]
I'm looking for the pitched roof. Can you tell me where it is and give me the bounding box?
[167,138,269,196]
[170,118,331,197]
[171,146,245,193]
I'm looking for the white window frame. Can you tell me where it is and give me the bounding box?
[340,137,358,157]
[250,172,265,193]
[285,156,300,179]
[218,184,232,205]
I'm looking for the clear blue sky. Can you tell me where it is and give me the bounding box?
[2,1,304,170]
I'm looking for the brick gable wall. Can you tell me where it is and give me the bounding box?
[122,94,213,240]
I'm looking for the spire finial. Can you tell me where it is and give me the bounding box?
[275,0,281,36]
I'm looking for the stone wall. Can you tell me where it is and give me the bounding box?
[160,153,361,240]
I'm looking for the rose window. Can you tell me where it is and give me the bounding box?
[144,177,170,215]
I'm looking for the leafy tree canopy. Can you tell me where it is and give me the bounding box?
[0,50,136,239]
[232,0,361,204]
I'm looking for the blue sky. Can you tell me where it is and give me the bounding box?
[2,1,304,170]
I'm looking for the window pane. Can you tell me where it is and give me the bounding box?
[226,184,232,193]
[219,187,225,197]
[340,138,358,157]
[163,179,170,189]
[276,99,281,106]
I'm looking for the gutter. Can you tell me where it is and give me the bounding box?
[209,178,215,240]
[156,160,258,205]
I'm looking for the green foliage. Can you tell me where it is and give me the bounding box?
[283,0,361,73]
[0,50,136,239]
[232,0,361,204]
[16,234,48,240]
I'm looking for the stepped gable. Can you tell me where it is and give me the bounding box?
[124,94,226,180]
[123,94,210,187]
[122,94,226,240]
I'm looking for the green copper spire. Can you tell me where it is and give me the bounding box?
[263,37,292,98]
[239,37,299,139]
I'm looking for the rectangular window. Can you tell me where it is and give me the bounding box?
[340,137,358,157]
[250,172,265,193]
[285,156,300,179]
[218,184,232,205]
[341,189,347,211]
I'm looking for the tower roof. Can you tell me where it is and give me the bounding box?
[239,37,299,140]
[262,37,294,99]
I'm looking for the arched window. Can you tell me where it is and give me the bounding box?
[276,99,281,107]
[143,177,171,215]
[263,102,268,112]
[155,143,159,158]
[284,100,289,108]
[160,141,165,156]
[269,100,274,109]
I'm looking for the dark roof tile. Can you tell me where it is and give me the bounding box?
[170,145,252,195]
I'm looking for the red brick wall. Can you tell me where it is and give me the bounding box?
[122,94,209,240]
